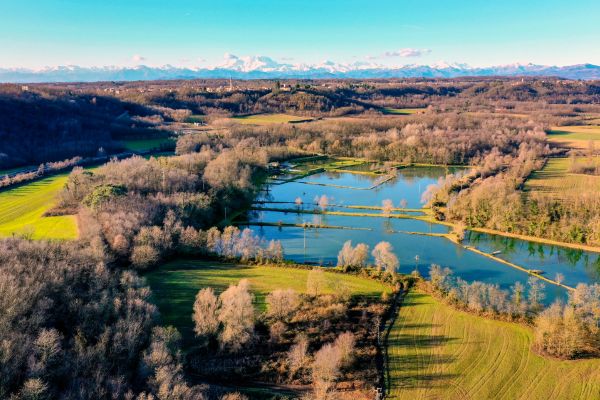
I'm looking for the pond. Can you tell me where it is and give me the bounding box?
[260,167,461,209]
[241,165,600,304]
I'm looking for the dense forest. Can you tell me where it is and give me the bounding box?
[2,78,599,169]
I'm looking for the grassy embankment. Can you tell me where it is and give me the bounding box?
[145,260,391,341]
[0,173,77,240]
[231,113,314,125]
[385,290,600,400]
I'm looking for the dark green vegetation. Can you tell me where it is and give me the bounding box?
[0,85,171,170]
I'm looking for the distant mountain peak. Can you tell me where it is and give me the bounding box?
[1,59,599,82]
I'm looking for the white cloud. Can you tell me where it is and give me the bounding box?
[376,47,431,59]
[132,54,146,63]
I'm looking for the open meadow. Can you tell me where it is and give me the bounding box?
[230,113,314,125]
[145,260,390,340]
[383,108,425,115]
[524,157,600,199]
[386,290,600,400]
[0,173,77,240]
[120,137,176,152]
[547,125,600,149]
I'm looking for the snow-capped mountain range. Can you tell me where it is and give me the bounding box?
[1,55,599,82]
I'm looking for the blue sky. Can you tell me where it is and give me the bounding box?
[1,0,599,68]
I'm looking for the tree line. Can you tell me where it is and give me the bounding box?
[422,265,600,359]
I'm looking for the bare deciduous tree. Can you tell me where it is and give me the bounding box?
[528,277,546,312]
[269,321,287,344]
[307,269,326,297]
[372,241,399,273]
[381,199,394,216]
[336,241,369,270]
[317,195,329,210]
[218,279,255,351]
[333,332,355,367]
[287,334,310,379]
[266,288,300,320]
[312,343,341,399]
[193,287,220,338]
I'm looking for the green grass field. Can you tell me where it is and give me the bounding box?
[185,115,206,123]
[383,108,425,115]
[386,291,600,400]
[525,157,600,199]
[230,113,314,125]
[0,173,77,240]
[120,137,176,152]
[145,260,390,340]
[547,126,600,150]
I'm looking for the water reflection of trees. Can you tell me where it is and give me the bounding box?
[400,167,459,180]
[258,184,274,202]
[589,256,600,280]
[465,231,591,269]
[466,231,518,256]
[558,248,584,266]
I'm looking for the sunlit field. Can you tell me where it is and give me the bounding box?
[230,113,314,125]
[547,125,600,149]
[146,260,390,339]
[383,108,425,115]
[386,291,600,400]
[0,173,77,240]
[525,157,600,199]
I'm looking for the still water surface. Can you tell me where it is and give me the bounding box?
[243,167,600,303]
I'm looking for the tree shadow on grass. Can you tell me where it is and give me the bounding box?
[390,373,459,390]
[387,333,457,349]
[399,292,430,307]
[387,321,459,391]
